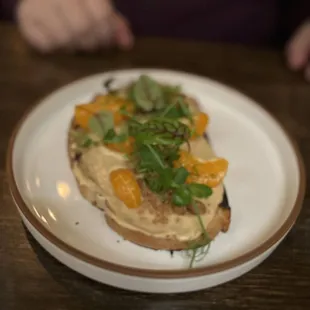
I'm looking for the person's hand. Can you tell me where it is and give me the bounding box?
[17,0,134,52]
[286,19,310,80]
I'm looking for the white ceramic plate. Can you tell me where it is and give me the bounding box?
[7,69,305,293]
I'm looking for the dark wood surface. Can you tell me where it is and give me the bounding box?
[1,23,310,310]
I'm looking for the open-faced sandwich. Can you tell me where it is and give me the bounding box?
[68,75,231,267]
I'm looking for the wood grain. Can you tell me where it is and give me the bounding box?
[1,23,310,310]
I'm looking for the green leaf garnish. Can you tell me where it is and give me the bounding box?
[188,239,211,268]
[162,84,182,94]
[177,96,193,121]
[163,106,184,119]
[119,105,131,117]
[136,144,166,172]
[72,130,94,148]
[82,137,93,147]
[172,185,192,206]
[131,75,165,112]
[160,99,179,118]
[129,117,191,146]
[88,111,114,138]
[187,201,211,268]
[162,84,181,104]
[188,183,213,198]
[103,128,116,141]
[145,168,174,194]
[160,85,193,120]
[103,129,128,144]
[88,117,104,138]
[173,167,189,185]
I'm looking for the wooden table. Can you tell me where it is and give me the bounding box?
[1,24,310,310]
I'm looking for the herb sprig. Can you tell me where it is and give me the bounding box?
[128,75,193,121]
[187,201,212,268]
[128,117,212,206]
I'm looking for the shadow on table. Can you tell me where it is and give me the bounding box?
[23,223,229,309]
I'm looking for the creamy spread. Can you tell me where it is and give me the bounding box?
[72,136,224,242]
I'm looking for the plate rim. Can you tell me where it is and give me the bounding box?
[6,68,306,279]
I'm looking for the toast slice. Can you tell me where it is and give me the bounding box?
[68,89,231,251]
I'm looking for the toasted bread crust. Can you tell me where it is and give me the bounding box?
[105,207,230,250]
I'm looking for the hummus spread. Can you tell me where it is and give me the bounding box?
[72,137,224,242]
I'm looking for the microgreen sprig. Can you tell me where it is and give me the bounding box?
[128,75,193,122]
[128,117,212,204]
[187,201,212,268]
